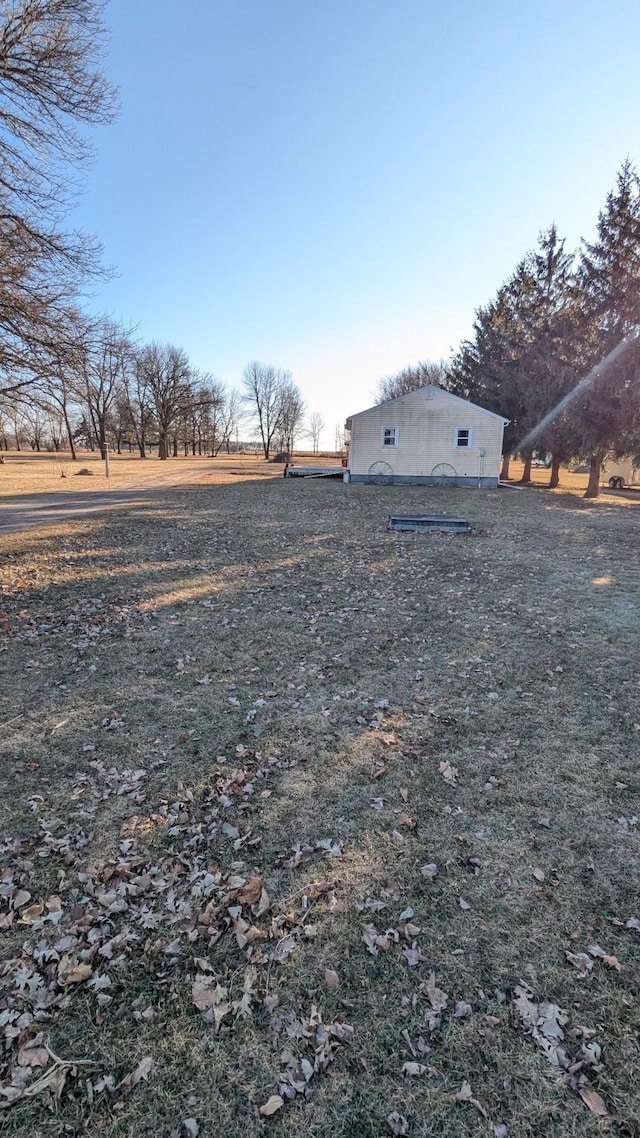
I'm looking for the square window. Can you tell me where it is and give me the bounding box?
[456,428,471,448]
[382,426,398,447]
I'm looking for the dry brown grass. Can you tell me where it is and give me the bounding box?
[0,474,639,1137]
[0,451,291,496]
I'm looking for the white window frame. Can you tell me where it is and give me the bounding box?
[455,427,472,448]
[381,425,399,448]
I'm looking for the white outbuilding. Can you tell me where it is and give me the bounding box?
[345,385,509,487]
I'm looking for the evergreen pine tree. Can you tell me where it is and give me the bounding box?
[447,225,577,482]
[573,160,640,496]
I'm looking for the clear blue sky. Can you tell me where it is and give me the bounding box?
[73,0,640,448]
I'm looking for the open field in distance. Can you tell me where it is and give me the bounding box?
[0,451,312,497]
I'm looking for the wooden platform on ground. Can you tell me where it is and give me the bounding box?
[284,466,345,478]
[388,514,470,533]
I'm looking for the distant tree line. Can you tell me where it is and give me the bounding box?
[0,329,326,460]
[378,161,640,497]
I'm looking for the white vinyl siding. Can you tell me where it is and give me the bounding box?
[347,386,506,483]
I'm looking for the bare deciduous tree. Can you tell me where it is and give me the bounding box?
[138,343,192,460]
[242,362,285,460]
[376,360,448,404]
[277,378,304,455]
[242,361,302,459]
[306,410,324,454]
[219,388,243,454]
[121,351,156,458]
[22,402,46,450]
[71,318,131,458]
[0,0,118,398]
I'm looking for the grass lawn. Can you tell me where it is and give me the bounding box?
[0,450,344,499]
[0,470,639,1137]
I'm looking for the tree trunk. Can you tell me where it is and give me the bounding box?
[158,435,168,460]
[63,408,76,459]
[584,456,601,498]
[548,456,561,488]
[500,453,511,480]
[519,451,533,484]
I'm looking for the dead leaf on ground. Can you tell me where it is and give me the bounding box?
[119,1056,153,1092]
[324,969,340,989]
[387,1111,409,1135]
[57,956,93,985]
[439,760,458,785]
[402,1061,428,1076]
[512,984,568,1065]
[565,951,594,977]
[306,880,332,899]
[191,975,230,1029]
[420,862,437,878]
[237,875,263,905]
[18,902,44,924]
[453,1000,472,1018]
[403,946,422,967]
[587,944,622,970]
[259,1094,284,1117]
[577,1084,610,1117]
[17,1044,50,1068]
[394,811,416,828]
[455,1080,472,1102]
[455,1079,488,1118]
[424,972,448,1013]
[272,935,297,963]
